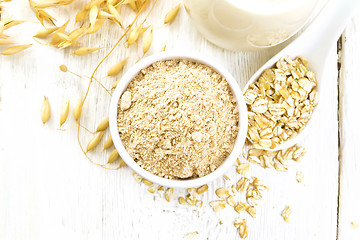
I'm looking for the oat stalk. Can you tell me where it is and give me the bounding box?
[76,0,158,166]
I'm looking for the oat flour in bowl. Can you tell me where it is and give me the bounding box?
[117,59,239,179]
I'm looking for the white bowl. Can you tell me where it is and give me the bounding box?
[109,52,248,188]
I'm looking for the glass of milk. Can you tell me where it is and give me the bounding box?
[184,0,323,51]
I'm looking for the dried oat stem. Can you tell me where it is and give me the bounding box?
[64,69,111,95]
[76,141,123,170]
[76,0,158,166]
[55,122,95,134]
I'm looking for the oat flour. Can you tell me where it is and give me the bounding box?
[117,60,239,179]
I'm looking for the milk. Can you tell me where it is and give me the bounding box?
[184,0,322,51]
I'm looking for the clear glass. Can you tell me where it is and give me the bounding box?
[184,0,322,51]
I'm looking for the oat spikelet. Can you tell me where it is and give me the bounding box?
[107,3,123,26]
[164,4,180,24]
[142,26,152,54]
[33,27,59,38]
[111,78,120,90]
[89,5,98,28]
[97,10,113,19]
[73,47,101,56]
[1,44,32,55]
[102,135,113,150]
[41,96,51,125]
[127,23,142,45]
[86,131,104,152]
[0,39,16,45]
[73,95,83,122]
[107,58,128,76]
[68,26,87,41]
[108,149,119,163]
[87,19,105,34]
[2,20,26,30]
[60,99,69,127]
[34,10,55,26]
[49,20,69,46]
[96,117,109,131]
[54,32,71,42]
[29,0,56,26]
[75,9,88,22]
[59,64,68,72]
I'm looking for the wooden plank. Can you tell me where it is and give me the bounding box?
[0,1,340,239]
[337,13,360,240]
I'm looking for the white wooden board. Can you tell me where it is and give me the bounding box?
[0,1,358,239]
[338,14,360,240]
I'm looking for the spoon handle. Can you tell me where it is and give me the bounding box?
[291,0,360,60]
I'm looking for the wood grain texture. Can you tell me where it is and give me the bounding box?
[0,0,354,239]
[338,13,360,240]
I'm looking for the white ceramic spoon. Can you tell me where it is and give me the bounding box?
[244,0,360,151]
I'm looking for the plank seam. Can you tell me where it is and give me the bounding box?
[336,35,343,240]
